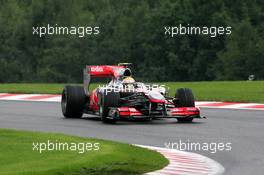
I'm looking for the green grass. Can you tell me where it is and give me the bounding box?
[163,81,264,103]
[0,81,263,102]
[0,84,68,94]
[0,129,168,175]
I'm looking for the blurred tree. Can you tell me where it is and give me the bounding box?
[0,0,263,82]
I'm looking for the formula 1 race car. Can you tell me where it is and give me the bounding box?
[61,63,201,123]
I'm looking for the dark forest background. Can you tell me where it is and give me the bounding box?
[0,0,263,83]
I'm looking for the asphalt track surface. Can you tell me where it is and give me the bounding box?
[0,101,263,175]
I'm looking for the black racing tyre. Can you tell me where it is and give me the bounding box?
[61,86,86,118]
[175,88,195,122]
[98,90,120,123]
[175,88,195,107]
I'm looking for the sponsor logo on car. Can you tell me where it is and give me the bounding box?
[91,66,104,72]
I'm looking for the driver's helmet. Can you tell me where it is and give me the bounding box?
[122,77,135,84]
[122,77,135,91]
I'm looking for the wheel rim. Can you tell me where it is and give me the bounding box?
[99,105,102,115]
[61,91,67,114]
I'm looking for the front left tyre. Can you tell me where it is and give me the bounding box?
[98,90,120,123]
[175,88,195,122]
[61,86,86,118]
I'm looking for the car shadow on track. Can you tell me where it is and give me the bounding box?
[114,121,205,126]
[72,116,206,126]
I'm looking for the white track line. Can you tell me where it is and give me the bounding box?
[217,103,259,109]
[136,145,225,175]
[0,94,38,100]
[0,93,61,102]
[37,96,61,102]
[195,102,222,105]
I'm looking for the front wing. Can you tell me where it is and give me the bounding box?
[108,107,201,120]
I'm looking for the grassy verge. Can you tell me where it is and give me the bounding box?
[0,129,168,175]
[0,84,68,94]
[163,81,264,103]
[0,81,263,102]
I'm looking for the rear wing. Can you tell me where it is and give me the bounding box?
[83,65,125,95]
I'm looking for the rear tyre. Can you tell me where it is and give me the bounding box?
[99,90,120,123]
[175,88,195,122]
[61,86,86,118]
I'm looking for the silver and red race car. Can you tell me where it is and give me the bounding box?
[61,63,201,123]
